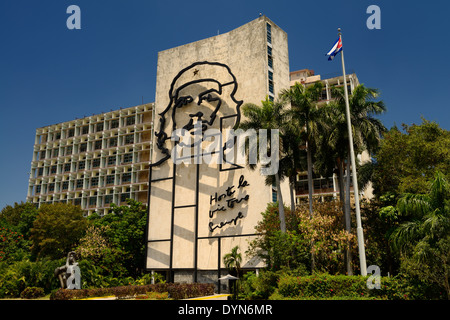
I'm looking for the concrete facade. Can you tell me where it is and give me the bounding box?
[146,16,290,282]
[27,103,154,216]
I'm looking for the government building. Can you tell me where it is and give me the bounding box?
[27,103,154,217]
[26,16,370,288]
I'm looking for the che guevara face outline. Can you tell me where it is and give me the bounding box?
[172,79,224,133]
[152,61,242,167]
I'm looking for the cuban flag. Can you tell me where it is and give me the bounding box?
[326,36,342,61]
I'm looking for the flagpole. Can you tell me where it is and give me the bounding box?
[338,28,367,276]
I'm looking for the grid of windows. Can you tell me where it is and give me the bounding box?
[27,104,154,216]
[267,23,274,102]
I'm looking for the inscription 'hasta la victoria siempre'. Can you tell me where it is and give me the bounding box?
[208,175,249,232]
[209,212,244,232]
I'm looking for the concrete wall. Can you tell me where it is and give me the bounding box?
[146,16,290,276]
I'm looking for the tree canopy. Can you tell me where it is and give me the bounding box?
[371,118,450,197]
[30,203,88,260]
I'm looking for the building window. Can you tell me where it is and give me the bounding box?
[48,183,55,192]
[40,151,46,160]
[269,81,274,94]
[108,156,116,166]
[124,134,134,145]
[53,148,59,157]
[109,137,117,147]
[272,183,277,202]
[267,45,272,57]
[122,172,131,183]
[106,175,115,185]
[62,181,69,190]
[126,116,135,126]
[66,146,72,155]
[38,168,44,176]
[268,56,273,69]
[92,158,100,168]
[104,195,113,204]
[80,143,87,153]
[68,128,75,137]
[266,23,272,44]
[78,161,85,170]
[110,119,119,129]
[51,165,57,175]
[123,153,133,163]
[82,126,89,135]
[76,179,83,189]
[89,197,97,206]
[35,185,41,194]
[64,163,71,172]
[120,193,130,203]
[94,140,102,150]
[91,177,99,187]
[96,122,104,132]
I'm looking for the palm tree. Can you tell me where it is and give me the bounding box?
[391,171,450,298]
[239,97,289,232]
[317,84,386,274]
[223,245,242,277]
[280,81,326,218]
[264,124,307,214]
[327,84,386,210]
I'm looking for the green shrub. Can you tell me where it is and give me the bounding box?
[0,259,63,298]
[240,267,309,300]
[277,274,368,299]
[20,287,45,299]
[274,273,443,300]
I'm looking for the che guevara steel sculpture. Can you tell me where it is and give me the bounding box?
[151,61,243,167]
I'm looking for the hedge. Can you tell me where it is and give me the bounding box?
[20,287,45,299]
[50,282,215,300]
[274,273,443,300]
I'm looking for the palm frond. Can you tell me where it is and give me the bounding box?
[397,193,432,218]
[390,219,423,252]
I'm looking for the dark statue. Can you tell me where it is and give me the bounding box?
[54,251,81,289]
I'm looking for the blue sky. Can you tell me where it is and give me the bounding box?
[1,0,449,208]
